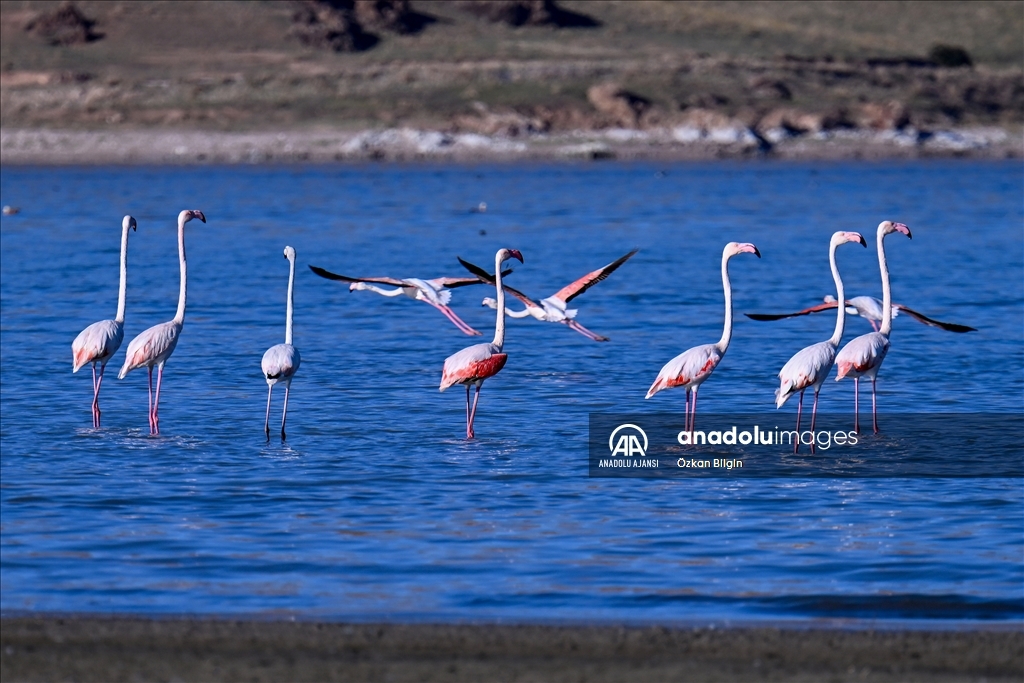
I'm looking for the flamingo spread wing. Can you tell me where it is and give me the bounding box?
[550,249,638,304]
[892,304,977,333]
[745,301,839,321]
[308,266,407,287]
[458,257,545,310]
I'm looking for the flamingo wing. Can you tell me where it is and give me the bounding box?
[457,257,543,310]
[646,344,721,398]
[746,301,839,321]
[427,268,514,290]
[72,319,123,371]
[550,249,638,304]
[262,343,301,381]
[892,304,977,333]
[440,342,507,390]
[776,341,836,406]
[835,332,889,380]
[308,266,407,287]
[118,321,181,378]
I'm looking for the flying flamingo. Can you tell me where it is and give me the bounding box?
[835,221,912,433]
[645,242,760,433]
[459,249,638,342]
[71,215,137,428]
[308,265,513,336]
[118,210,206,435]
[262,246,301,438]
[745,295,975,332]
[775,231,866,453]
[440,248,524,439]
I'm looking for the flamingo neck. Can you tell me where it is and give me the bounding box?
[173,214,187,324]
[362,284,404,297]
[115,220,130,323]
[716,250,734,353]
[492,253,506,350]
[285,256,295,345]
[829,240,846,347]
[877,229,893,337]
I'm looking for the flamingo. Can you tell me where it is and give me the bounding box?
[835,221,912,433]
[745,295,975,332]
[460,249,638,342]
[71,215,137,428]
[440,248,524,439]
[118,210,206,435]
[775,231,866,453]
[645,242,760,432]
[262,246,301,438]
[308,265,513,336]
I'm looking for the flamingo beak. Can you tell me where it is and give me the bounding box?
[194,210,207,223]
[507,249,524,263]
[894,222,912,239]
[741,243,761,258]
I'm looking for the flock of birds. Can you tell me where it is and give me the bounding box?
[72,211,974,445]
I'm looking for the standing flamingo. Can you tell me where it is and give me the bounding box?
[460,249,638,342]
[745,295,975,332]
[262,246,301,438]
[775,231,866,453]
[440,248,524,439]
[71,215,137,428]
[309,265,513,336]
[835,221,912,433]
[118,210,206,435]
[645,242,760,433]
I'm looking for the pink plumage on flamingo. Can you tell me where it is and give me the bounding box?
[118,209,206,435]
[71,215,137,428]
[745,294,975,332]
[646,242,760,433]
[262,246,301,438]
[775,230,866,453]
[440,248,524,439]
[834,220,912,433]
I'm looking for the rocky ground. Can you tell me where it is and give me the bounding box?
[1,1,1021,163]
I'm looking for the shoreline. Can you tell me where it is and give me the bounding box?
[2,125,1020,165]
[2,616,1022,682]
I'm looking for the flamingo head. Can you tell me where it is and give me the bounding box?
[283,245,296,261]
[497,248,524,264]
[879,220,912,239]
[123,215,137,232]
[831,231,866,248]
[179,209,206,224]
[349,282,368,292]
[725,242,761,258]
[481,296,497,308]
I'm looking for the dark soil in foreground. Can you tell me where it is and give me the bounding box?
[2,617,1022,683]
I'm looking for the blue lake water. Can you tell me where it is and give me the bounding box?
[1,161,1022,626]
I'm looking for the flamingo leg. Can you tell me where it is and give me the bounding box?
[809,388,820,455]
[871,377,879,434]
[467,384,482,440]
[565,319,609,342]
[684,389,691,434]
[870,320,879,332]
[264,384,273,435]
[853,377,860,434]
[147,366,155,433]
[794,390,804,454]
[690,386,699,435]
[465,384,472,437]
[426,301,481,336]
[281,382,291,438]
[152,364,164,435]
[91,363,100,428]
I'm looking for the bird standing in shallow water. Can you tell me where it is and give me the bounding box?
[775,230,866,453]
[72,215,137,428]
[646,242,760,433]
[262,246,301,439]
[440,248,524,439]
[835,220,912,434]
[118,209,206,435]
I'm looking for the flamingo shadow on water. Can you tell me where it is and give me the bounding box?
[118,210,206,435]
[72,215,137,429]
[262,246,301,440]
[440,248,524,439]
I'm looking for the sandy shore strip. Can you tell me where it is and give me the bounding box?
[1,616,1021,682]
[1,126,1020,165]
